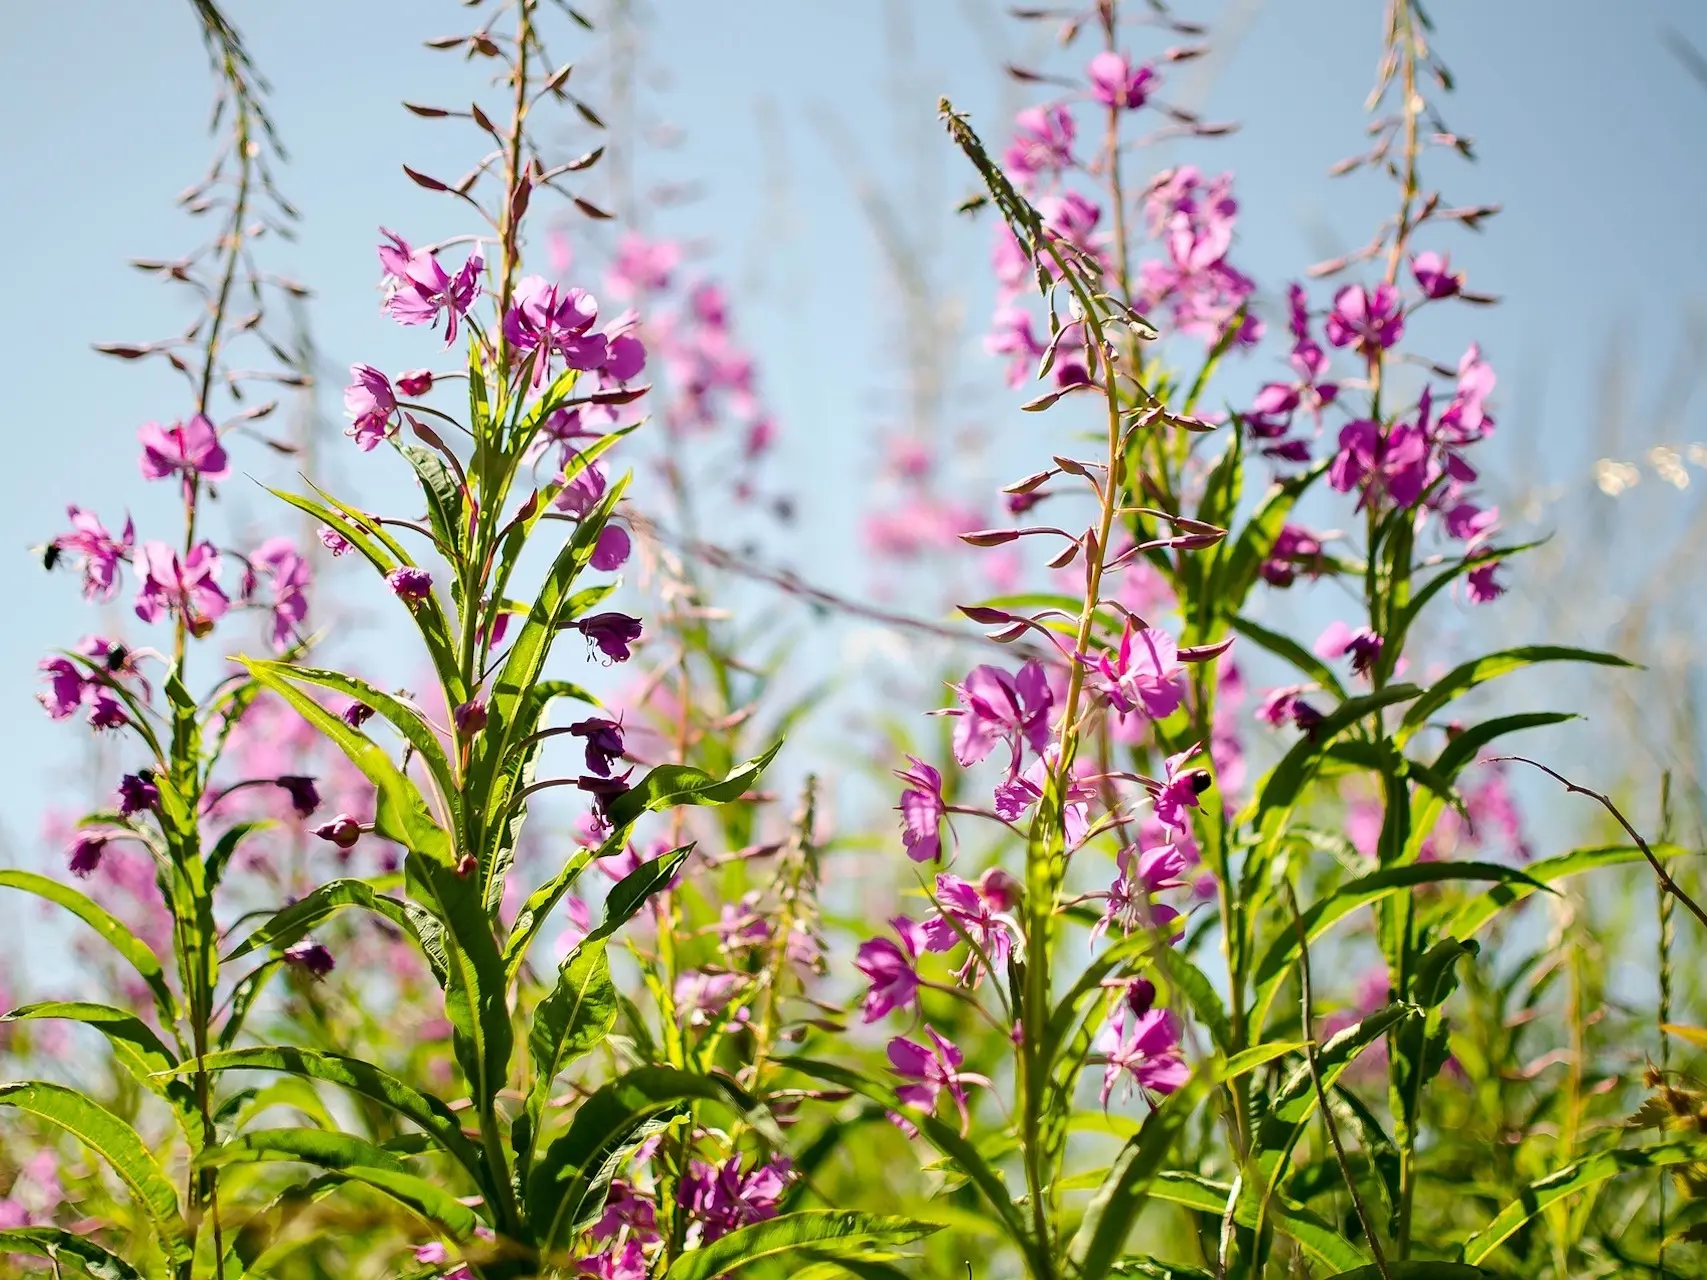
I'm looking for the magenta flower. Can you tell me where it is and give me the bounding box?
[602,329,647,383]
[68,832,109,877]
[283,939,335,977]
[1152,747,1210,835]
[396,368,434,397]
[1324,283,1405,356]
[116,773,159,816]
[86,685,127,731]
[1087,51,1157,110]
[249,537,310,651]
[1436,343,1496,446]
[502,276,606,386]
[1040,191,1105,263]
[377,227,414,284]
[1257,685,1321,731]
[386,567,433,603]
[606,232,680,300]
[589,1181,658,1245]
[275,775,321,818]
[591,525,631,572]
[385,244,484,346]
[53,507,133,602]
[343,365,397,451]
[940,660,1053,776]
[895,756,946,863]
[1084,621,1185,720]
[1003,104,1076,188]
[985,305,1045,389]
[342,701,374,729]
[577,612,643,663]
[455,699,488,739]
[1259,523,1325,588]
[318,526,352,557]
[1315,620,1384,676]
[991,748,1097,848]
[134,541,229,633]
[1328,419,1430,511]
[1410,250,1462,299]
[1467,561,1505,604]
[38,657,83,720]
[1136,167,1261,347]
[888,1026,974,1127]
[138,415,230,485]
[1097,843,1186,941]
[682,1155,789,1243]
[1095,984,1189,1105]
[921,871,1018,983]
[855,916,927,1023]
[555,461,608,516]
[569,717,625,777]
[314,814,361,850]
[579,1242,647,1280]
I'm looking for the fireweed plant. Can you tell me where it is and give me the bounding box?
[800,2,1706,1278]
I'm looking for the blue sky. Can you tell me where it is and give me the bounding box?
[3,0,1706,878]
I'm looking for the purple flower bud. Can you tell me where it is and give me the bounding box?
[387,567,433,603]
[591,525,632,572]
[569,717,626,776]
[314,814,362,850]
[283,939,335,977]
[576,612,643,663]
[454,699,488,736]
[116,772,159,816]
[396,369,434,397]
[276,775,321,818]
[342,701,374,728]
[318,526,352,557]
[68,832,109,878]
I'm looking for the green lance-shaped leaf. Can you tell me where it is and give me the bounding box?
[1229,613,1347,700]
[1395,644,1635,745]
[505,848,599,981]
[0,871,179,1025]
[161,1045,484,1183]
[1438,842,1686,937]
[222,877,436,981]
[1217,460,1332,619]
[203,1128,482,1241]
[516,941,618,1177]
[1067,1078,1208,1280]
[530,1066,782,1252]
[241,658,453,864]
[205,819,274,895]
[400,441,465,554]
[1,1003,197,1137]
[605,740,784,829]
[663,1211,942,1280]
[1461,1143,1707,1266]
[1146,1171,1369,1274]
[1431,712,1578,781]
[1259,1002,1418,1148]
[1250,685,1423,819]
[0,1228,147,1280]
[0,1082,190,1267]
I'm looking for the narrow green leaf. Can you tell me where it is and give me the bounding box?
[517,941,618,1174]
[223,878,423,962]
[1397,645,1635,741]
[0,1227,147,1280]
[1431,712,1578,781]
[1146,1171,1369,1273]
[1440,843,1684,937]
[605,741,783,828]
[663,1211,940,1280]
[1,1003,196,1135]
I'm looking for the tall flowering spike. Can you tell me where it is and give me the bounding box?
[894,756,946,863]
[384,243,484,346]
[138,414,230,485]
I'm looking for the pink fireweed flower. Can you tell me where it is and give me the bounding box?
[895,756,946,863]
[1137,166,1261,347]
[939,659,1054,777]
[1410,250,1463,300]
[577,612,643,663]
[385,244,484,346]
[134,541,229,634]
[38,657,84,720]
[682,1155,790,1243]
[377,227,413,285]
[54,507,133,602]
[396,368,434,397]
[1003,103,1076,188]
[1324,283,1405,356]
[855,916,928,1022]
[1328,418,1430,511]
[1039,191,1105,265]
[249,537,310,651]
[1151,747,1211,836]
[1259,523,1326,588]
[1436,343,1496,445]
[590,1181,658,1245]
[579,1242,647,1280]
[318,526,352,556]
[1082,621,1185,720]
[343,364,396,451]
[1315,620,1384,675]
[1087,51,1157,110]
[502,276,606,387]
[555,461,608,516]
[921,871,1019,984]
[1096,983,1189,1105]
[85,684,127,731]
[605,232,680,300]
[992,748,1097,848]
[985,304,1045,389]
[1467,560,1505,604]
[1096,843,1186,941]
[1256,685,1323,733]
[888,1026,975,1127]
[386,567,433,603]
[138,414,230,485]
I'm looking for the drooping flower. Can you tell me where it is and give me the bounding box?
[343,365,397,450]
[577,612,643,663]
[569,717,625,777]
[894,756,946,863]
[1256,685,1323,733]
[681,1155,790,1243]
[138,415,230,485]
[116,773,159,817]
[384,244,484,345]
[1087,51,1157,110]
[1410,250,1463,300]
[275,775,321,818]
[85,685,128,731]
[318,526,352,556]
[1315,621,1383,676]
[53,507,133,602]
[387,567,434,602]
[342,701,374,729]
[314,814,361,850]
[1095,983,1189,1105]
[1467,560,1505,604]
[889,1026,974,1127]
[855,916,928,1022]
[1083,621,1185,720]
[134,541,229,633]
[283,939,335,977]
[940,660,1054,776]
[555,461,608,516]
[37,657,83,720]
[1324,283,1405,356]
[249,537,310,651]
[68,832,109,878]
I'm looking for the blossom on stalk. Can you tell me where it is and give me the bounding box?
[939,660,1053,777]
[590,1180,658,1244]
[138,414,230,485]
[1328,418,1430,511]
[1097,843,1186,941]
[577,612,643,663]
[343,365,396,450]
[682,1155,790,1243]
[1082,621,1185,720]
[1259,524,1326,587]
[314,814,361,850]
[386,567,433,603]
[1137,166,1260,346]
[248,537,310,651]
[37,657,83,720]
[134,541,229,633]
[991,748,1097,847]
[921,870,1020,984]
[68,832,109,878]
[591,525,632,571]
[1324,283,1405,356]
[855,916,928,1022]
[1003,103,1076,189]
[569,717,625,776]
[889,1026,975,1128]
[1257,685,1323,733]
[384,242,484,346]
[283,939,334,977]
[53,508,133,602]
[579,1242,647,1280]
[984,305,1045,389]
[1410,250,1463,299]
[1315,621,1383,676]
[606,232,679,300]
[1095,981,1189,1105]
[116,773,158,817]
[396,368,434,396]
[1087,51,1156,110]
[319,526,352,556]
[895,756,946,863]
[502,276,606,386]
[1151,747,1211,835]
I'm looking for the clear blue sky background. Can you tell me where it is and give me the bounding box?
[2,0,1706,880]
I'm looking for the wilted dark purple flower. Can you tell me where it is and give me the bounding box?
[1410,250,1463,300]
[314,814,361,850]
[38,657,83,720]
[116,772,159,816]
[283,939,335,977]
[577,612,643,663]
[569,717,625,776]
[342,701,374,729]
[1315,621,1383,676]
[276,775,321,818]
[387,567,433,603]
[68,832,109,878]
